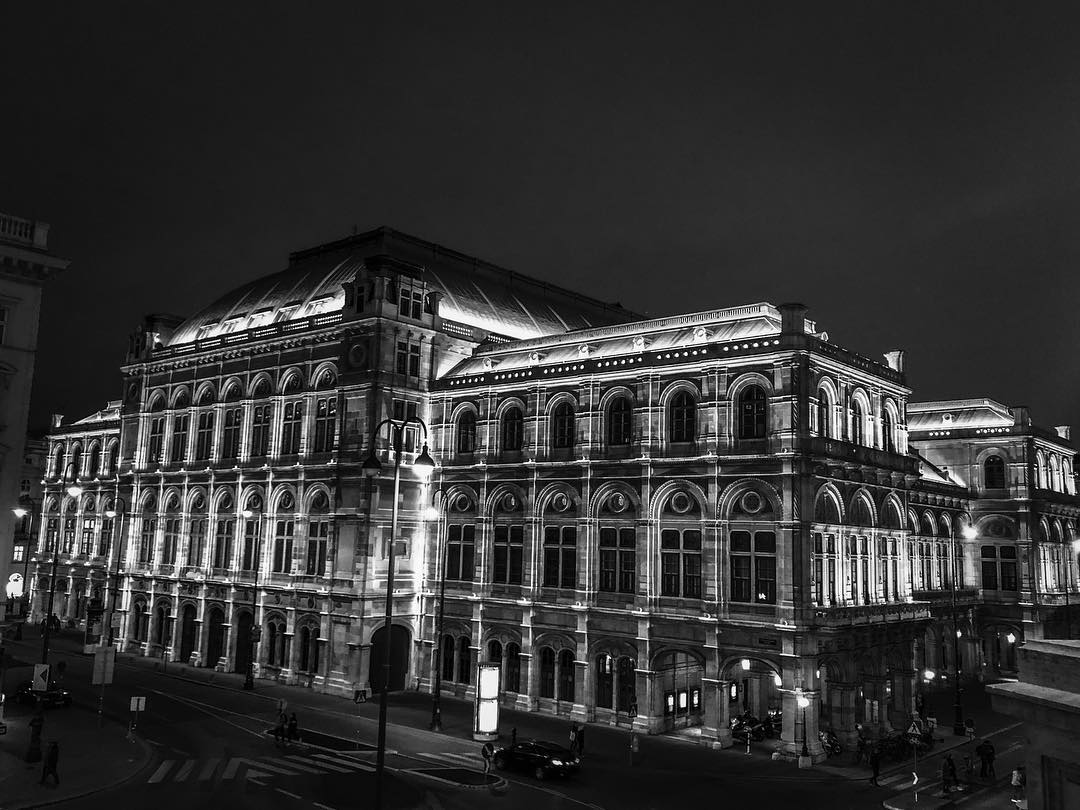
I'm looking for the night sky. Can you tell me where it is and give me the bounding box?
[6,3,1080,432]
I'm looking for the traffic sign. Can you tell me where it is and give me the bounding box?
[907,720,922,736]
[913,772,919,786]
[32,664,50,692]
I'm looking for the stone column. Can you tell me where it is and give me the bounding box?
[891,669,915,729]
[778,689,826,762]
[713,679,733,748]
[519,652,536,710]
[863,676,893,735]
[572,659,590,723]
[828,683,859,746]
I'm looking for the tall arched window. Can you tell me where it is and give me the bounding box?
[281,402,303,455]
[441,634,455,681]
[669,391,696,443]
[607,397,632,446]
[850,399,866,446]
[984,456,1006,490]
[817,390,832,438]
[457,637,471,684]
[456,411,477,454]
[558,649,576,701]
[738,385,767,439]
[552,402,575,449]
[501,407,524,452]
[882,407,895,452]
[505,642,521,692]
[87,443,101,476]
[539,647,556,698]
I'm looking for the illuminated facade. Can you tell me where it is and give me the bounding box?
[0,212,67,618]
[27,226,1079,761]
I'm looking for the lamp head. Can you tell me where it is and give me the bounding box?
[796,695,811,709]
[361,448,382,478]
[12,507,27,519]
[242,509,254,519]
[1006,632,1016,644]
[105,509,118,519]
[66,484,83,498]
[412,443,435,479]
[962,525,978,540]
[1072,538,1080,553]
[741,658,751,671]
[423,506,440,522]
[923,668,936,681]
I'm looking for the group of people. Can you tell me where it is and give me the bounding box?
[273,711,300,746]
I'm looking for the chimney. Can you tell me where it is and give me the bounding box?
[777,303,809,336]
[883,350,905,373]
[50,414,64,429]
[1055,425,1071,440]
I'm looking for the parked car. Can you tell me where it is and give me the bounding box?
[492,739,581,780]
[12,680,72,708]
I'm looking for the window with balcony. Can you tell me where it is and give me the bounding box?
[607,397,632,446]
[45,517,58,553]
[543,526,577,588]
[816,390,832,438]
[731,530,776,604]
[242,519,258,570]
[660,528,701,597]
[669,391,696,444]
[81,518,95,557]
[501,407,524,452]
[738,386,767,439]
[882,407,896,452]
[98,516,113,557]
[62,516,76,555]
[851,399,866,446]
[187,518,207,567]
[138,517,156,565]
[163,517,181,565]
[812,532,838,605]
[445,524,475,581]
[599,527,636,594]
[492,524,524,585]
[148,417,165,463]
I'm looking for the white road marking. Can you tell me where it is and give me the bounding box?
[265,756,326,774]
[222,757,300,779]
[313,803,337,810]
[174,760,195,782]
[147,761,174,783]
[198,757,221,781]
[312,752,374,771]
[286,754,352,773]
[276,788,303,800]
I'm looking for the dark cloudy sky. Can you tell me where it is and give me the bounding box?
[6,2,1080,431]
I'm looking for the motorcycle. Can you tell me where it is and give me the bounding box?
[730,713,767,742]
[819,729,843,757]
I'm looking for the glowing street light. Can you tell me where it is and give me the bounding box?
[1006,632,1016,644]
[796,691,811,760]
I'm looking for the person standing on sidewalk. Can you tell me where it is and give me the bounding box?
[481,741,495,775]
[40,741,59,786]
[569,723,578,754]
[576,724,586,756]
[287,713,299,746]
[273,710,287,746]
[869,747,881,786]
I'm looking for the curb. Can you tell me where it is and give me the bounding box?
[407,768,509,792]
[4,731,153,810]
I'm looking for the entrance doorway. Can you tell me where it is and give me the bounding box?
[205,607,225,668]
[179,604,197,662]
[656,651,703,731]
[234,611,253,674]
[369,625,411,692]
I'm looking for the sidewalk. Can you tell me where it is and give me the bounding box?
[0,703,152,810]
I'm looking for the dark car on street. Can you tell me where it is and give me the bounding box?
[492,739,580,780]
[12,681,72,708]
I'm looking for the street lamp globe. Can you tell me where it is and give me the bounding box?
[13,507,27,518]
[412,444,435,478]
[796,695,810,709]
[66,484,83,498]
[105,509,117,519]
[361,448,383,478]
[241,509,254,519]
[1072,538,1080,554]
[923,668,936,681]
[1006,632,1016,644]
[962,525,978,540]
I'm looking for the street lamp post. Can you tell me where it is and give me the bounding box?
[362,416,434,810]
[426,487,448,732]
[12,502,34,617]
[947,524,978,736]
[241,508,263,691]
[797,692,811,759]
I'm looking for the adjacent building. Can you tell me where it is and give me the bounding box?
[27,226,1079,762]
[0,212,68,618]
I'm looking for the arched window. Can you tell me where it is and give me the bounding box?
[51,445,63,479]
[738,386,767,439]
[669,391,696,443]
[68,445,82,480]
[552,402,575,449]
[817,390,832,438]
[487,639,502,664]
[539,647,556,698]
[299,625,319,672]
[984,456,1006,490]
[850,399,866,446]
[281,402,303,455]
[87,443,101,476]
[441,634,455,681]
[558,649,576,701]
[1050,456,1061,492]
[501,407,524,452]
[505,642,521,692]
[456,411,477,454]
[267,621,278,666]
[882,408,895,453]
[607,397,632,446]
[457,637,471,684]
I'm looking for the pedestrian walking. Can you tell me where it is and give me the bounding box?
[629,730,639,767]
[1011,766,1026,800]
[576,724,586,756]
[569,723,578,753]
[40,742,60,786]
[869,747,881,786]
[481,741,495,775]
[287,713,299,745]
[984,740,996,779]
[941,753,957,795]
[975,740,995,778]
[511,727,517,746]
[855,736,867,766]
[273,710,287,746]
[965,718,976,742]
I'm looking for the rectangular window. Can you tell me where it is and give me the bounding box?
[600,527,636,594]
[170,414,189,463]
[46,518,58,552]
[543,526,576,588]
[399,288,424,320]
[195,411,214,460]
[273,520,294,573]
[313,398,337,453]
[213,519,234,568]
[242,520,258,570]
[493,524,524,585]
[187,518,207,567]
[446,524,476,581]
[754,531,776,603]
[0,305,7,344]
[395,340,422,378]
[63,517,76,555]
[391,399,420,451]
[163,517,181,564]
[13,543,25,562]
[730,530,774,604]
[98,516,113,557]
[981,546,998,590]
[307,520,329,576]
[731,530,752,602]
[1000,546,1018,591]
[281,402,303,455]
[81,518,95,556]
[139,518,156,564]
[148,417,165,462]
[221,408,241,460]
[251,405,272,457]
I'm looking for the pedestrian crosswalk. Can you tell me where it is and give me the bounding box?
[145,751,375,784]
[412,751,485,769]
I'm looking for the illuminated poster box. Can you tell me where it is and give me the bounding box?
[473,662,500,741]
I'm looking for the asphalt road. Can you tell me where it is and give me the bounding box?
[7,632,981,810]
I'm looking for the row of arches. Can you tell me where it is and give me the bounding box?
[813,485,967,535]
[144,366,338,412]
[48,438,120,481]
[812,378,903,452]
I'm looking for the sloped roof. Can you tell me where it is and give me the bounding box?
[166,227,639,347]
[907,398,1016,432]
